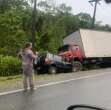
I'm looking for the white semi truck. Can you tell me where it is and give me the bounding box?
[61,29,111,71]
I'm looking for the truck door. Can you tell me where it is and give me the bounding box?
[71,45,82,60]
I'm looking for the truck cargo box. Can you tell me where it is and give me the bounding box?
[63,29,111,58]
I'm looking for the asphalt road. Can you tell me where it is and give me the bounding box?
[1,71,111,110]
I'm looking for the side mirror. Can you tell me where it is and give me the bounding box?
[67,105,106,110]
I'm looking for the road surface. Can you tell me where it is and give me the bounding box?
[0,70,111,110]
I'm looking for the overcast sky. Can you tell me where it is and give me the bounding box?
[56,0,111,25]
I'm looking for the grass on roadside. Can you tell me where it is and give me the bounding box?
[0,73,64,85]
[0,73,66,92]
[0,75,22,82]
[0,72,76,91]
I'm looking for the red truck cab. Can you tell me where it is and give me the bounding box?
[58,44,82,61]
[58,44,83,72]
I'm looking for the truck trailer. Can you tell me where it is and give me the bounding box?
[60,29,111,71]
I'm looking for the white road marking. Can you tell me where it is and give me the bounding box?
[0,71,111,96]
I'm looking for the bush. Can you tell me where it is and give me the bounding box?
[0,55,22,76]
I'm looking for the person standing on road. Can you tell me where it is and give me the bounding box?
[18,42,37,91]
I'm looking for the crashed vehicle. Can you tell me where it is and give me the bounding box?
[34,53,73,74]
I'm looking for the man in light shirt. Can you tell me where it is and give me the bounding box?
[19,42,37,91]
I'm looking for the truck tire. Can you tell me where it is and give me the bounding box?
[48,66,57,74]
[72,61,83,72]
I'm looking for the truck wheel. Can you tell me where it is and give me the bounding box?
[72,61,83,72]
[48,66,57,74]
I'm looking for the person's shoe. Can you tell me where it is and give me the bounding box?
[23,88,28,92]
[30,85,35,91]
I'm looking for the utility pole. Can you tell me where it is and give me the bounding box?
[89,0,101,28]
[32,0,37,50]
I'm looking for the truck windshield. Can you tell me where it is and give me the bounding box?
[58,45,70,53]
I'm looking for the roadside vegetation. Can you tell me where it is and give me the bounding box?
[0,0,111,77]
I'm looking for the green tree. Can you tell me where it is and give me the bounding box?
[77,12,92,28]
[0,0,30,55]
[0,9,28,55]
[0,0,111,56]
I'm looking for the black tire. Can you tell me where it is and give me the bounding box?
[48,66,57,74]
[72,61,83,72]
